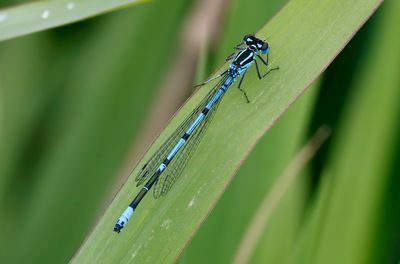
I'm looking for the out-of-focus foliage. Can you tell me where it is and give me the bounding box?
[0,0,150,41]
[0,0,192,263]
[1,0,398,264]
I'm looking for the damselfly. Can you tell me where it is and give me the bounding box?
[114,34,279,233]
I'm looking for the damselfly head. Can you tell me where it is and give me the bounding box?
[243,34,270,54]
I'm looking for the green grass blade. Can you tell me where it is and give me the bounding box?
[73,0,382,262]
[0,0,149,42]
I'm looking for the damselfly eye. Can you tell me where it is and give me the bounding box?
[261,42,270,54]
[243,34,255,45]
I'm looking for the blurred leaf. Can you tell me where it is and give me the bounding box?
[249,124,330,264]
[0,34,50,198]
[291,1,400,263]
[0,1,191,263]
[0,0,149,41]
[74,0,382,263]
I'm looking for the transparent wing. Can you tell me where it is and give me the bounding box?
[135,76,227,186]
[153,86,223,198]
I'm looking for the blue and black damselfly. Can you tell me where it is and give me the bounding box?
[114,34,279,233]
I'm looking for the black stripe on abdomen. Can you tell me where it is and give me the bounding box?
[182,132,190,140]
[202,108,209,115]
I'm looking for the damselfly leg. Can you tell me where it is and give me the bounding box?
[262,66,280,78]
[234,43,245,51]
[237,72,250,103]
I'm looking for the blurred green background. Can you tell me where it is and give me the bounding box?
[0,0,399,263]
